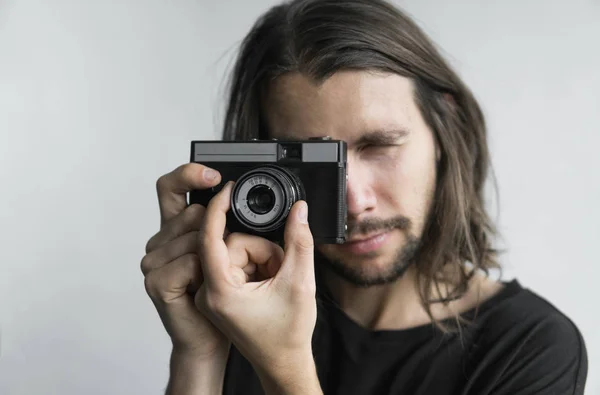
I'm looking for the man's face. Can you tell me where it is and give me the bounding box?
[264,71,439,287]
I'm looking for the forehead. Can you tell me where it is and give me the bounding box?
[263,70,418,143]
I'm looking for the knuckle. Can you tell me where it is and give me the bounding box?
[203,292,228,316]
[143,272,158,299]
[291,278,316,297]
[144,240,153,254]
[187,202,205,217]
[180,163,197,181]
[155,173,169,193]
[181,254,203,287]
[295,237,314,254]
[224,232,244,249]
[140,254,153,275]
[145,234,159,254]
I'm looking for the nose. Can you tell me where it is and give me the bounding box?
[345,157,376,219]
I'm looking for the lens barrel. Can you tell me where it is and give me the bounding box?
[231,166,304,232]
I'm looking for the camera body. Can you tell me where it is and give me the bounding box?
[189,137,347,244]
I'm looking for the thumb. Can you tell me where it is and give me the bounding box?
[276,200,315,286]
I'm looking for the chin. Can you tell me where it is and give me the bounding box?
[316,231,421,287]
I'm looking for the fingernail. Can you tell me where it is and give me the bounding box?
[297,201,308,224]
[203,168,218,181]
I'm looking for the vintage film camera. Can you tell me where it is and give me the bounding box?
[188,137,347,244]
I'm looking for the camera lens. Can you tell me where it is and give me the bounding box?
[247,185,276,215]
[231,166,305,233]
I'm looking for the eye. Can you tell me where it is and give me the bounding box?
[358,143,392,152]
[358,143,375,151]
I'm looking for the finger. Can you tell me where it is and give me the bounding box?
[241,263,257,283]
[144,253,204,303]
[146,204,205,254]
[226,232,284,275]
[141,232,198,276]
[156,163,221,226]
[276,200,315,288]
[243,262,257,276]
[197,181,235,287]
[256,258,282,281]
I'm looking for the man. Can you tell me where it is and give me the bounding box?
[140,0,588,394]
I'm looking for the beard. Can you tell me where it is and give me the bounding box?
[315,215,422,287]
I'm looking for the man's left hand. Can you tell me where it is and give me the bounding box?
[194,181,318,382]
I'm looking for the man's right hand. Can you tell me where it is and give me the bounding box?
[141,163,238,359]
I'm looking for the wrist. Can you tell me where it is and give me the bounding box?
[171,340,231,362]
[254,350,323,395]
[166,344,231,395]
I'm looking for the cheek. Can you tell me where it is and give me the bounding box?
[372,147,436,222]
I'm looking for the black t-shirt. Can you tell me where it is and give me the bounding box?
[222,279,588,394]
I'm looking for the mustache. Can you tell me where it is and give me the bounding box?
[345,216,412,238]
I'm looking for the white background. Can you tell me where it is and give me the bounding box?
[0,0,597,394]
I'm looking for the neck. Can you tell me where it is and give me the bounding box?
[319,265,427,330]
[318,264,503,331]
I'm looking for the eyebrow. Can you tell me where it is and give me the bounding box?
[272,127,411,144]
[354,128,410,146]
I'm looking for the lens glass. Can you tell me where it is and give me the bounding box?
[231,166,305,232]
[247,185,275,215]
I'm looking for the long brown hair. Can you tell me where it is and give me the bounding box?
[220,0,502,330]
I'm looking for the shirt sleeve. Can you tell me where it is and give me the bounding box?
[488,312,588,395]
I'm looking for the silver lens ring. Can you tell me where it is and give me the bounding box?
[231,166,303,232]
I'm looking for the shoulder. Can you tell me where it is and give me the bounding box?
[466,279,588,395]
[477,279,585,349]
